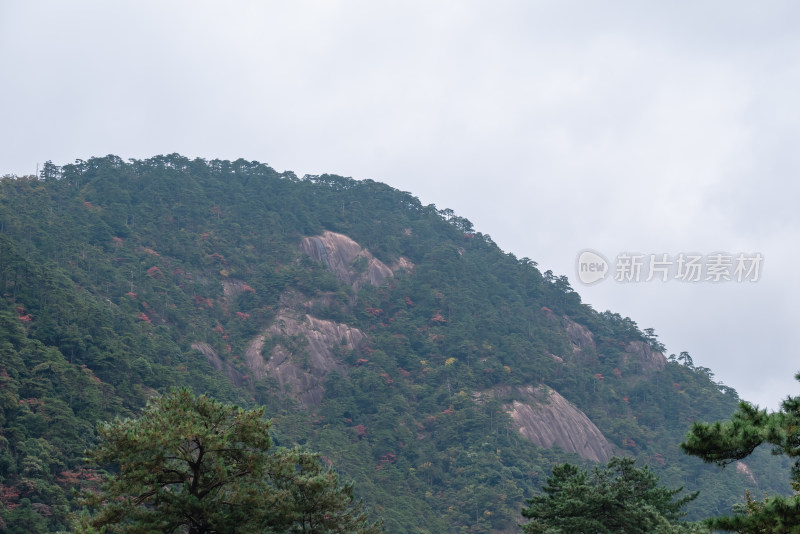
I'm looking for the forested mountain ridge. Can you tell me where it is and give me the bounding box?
[0,154,788,532]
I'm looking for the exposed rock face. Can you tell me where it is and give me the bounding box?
[503,385,615,463]
[191,342,246,387]
[564,316,598,365]
[736,461,758,485]
[244,308,365,406]
[222,279,249,300]
[624,340,667,374]
[300,230,412,290]
[565,317,596,354]
[199,232,403,405]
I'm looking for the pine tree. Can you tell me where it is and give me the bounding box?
[74,387,381,533]
[521,457,704,533]
[681,373,800,532]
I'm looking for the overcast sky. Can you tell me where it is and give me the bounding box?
[2,1,798,410]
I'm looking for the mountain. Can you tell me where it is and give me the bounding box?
[0,154,789,532]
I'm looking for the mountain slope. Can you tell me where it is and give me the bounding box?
[0,155,789,532]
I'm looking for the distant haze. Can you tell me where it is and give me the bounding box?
[2,1,798,410]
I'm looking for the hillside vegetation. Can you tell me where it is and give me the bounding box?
[0,154,788,532]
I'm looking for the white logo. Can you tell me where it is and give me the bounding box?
[576,250,609,285]
[574,250,763,284]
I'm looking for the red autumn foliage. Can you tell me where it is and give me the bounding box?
[19,397,44,408]
[146,266,162,278]
[0,484,21,509]
[138,312,151,322]
[376,453,396,470]
[353,424,367,437]
[194,295,214,308]
[57,467,103,487]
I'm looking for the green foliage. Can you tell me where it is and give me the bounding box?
[0,154,789,531]
[681,373,800,532]
[76,387,380,533]
[521,457,706,533]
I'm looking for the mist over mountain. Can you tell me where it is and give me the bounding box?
[0,154,788,532]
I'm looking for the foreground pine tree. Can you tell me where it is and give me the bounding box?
[73,387,381,533]
[521,457,706,533]
[681,372,800,533]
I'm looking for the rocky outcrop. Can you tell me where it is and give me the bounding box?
[300,230,412,291]
[563,316,598,365]
[565,317,595,354]
[222,279,250,300]
[736,461,758,486]
[244,308,365,406]
[191,342,246,387]
[623,340,667,374]
[502,385,615,463]
[202,232,407,405]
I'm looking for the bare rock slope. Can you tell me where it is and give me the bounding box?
[624,340,667,374]
[300,230,411,290]
[230,232,410,405]
[245,308,365,406]
[503,385,616,463]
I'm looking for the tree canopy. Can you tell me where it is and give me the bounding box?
[75,388,381,533]
[681,373,800,532]
[521,457,705,533]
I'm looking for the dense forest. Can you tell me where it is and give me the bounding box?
[0,154,789,532]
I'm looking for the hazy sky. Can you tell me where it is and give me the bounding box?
[2,1,798,410]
